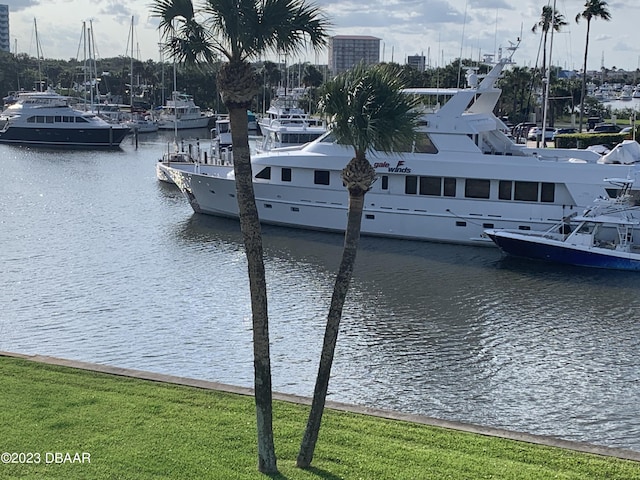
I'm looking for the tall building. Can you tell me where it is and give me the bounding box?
[328,35,380,74]
[0,4,9,53]
[0,5,11,52]
[407,55,426,72]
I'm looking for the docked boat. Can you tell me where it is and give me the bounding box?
[257,93,326,152]
[125,113,158,133]
[156,138,207,183]
[165,48,640,246]
[484,179,640,270]
[618,86,633,101]
[155,92,212,130]
[156,117,238,184]
[0,89,130,148]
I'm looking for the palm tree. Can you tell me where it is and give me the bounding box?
[151,0,329,473]
[576,0,611,132]
[532,6,567,81]
[296,63,420,468]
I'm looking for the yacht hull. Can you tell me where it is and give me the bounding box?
[0,125,130,148]
[168,165,577,245]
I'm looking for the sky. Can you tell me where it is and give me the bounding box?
[4,0,640,74]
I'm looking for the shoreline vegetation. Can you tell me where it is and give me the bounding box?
[1,352,639,479]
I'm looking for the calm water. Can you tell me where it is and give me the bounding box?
[2,130,640,452]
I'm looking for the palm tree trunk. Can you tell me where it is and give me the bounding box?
[539,33,548,148]
[579,20,591,133]
[297,190,365,468]
[228,106,277,473]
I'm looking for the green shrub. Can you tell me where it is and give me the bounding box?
[555,133,627,149]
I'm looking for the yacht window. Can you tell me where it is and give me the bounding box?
[46,116,54,123]
[282,133,320,144]
[255,167,271,180]
[514,181,538,202]
[381,175,388,190]
[314,170,330,185]
[54,116,62,123]
[281,168,292,182]
[419,176,441,196]
[443,177,456,197]
[577,223,595,234]
[413,133,438,154]
[464,179,490,199]
[405,176,418,194]
[393,132,438,154]
[76,117,89,123]
[541,182,555,202]
[499,180,512,200]
[319,132,336,143]
[609,189,640,204]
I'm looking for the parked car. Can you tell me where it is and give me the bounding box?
[527,126,555,141]
[587,116,603,131]
[589,123,621,133]
[511,122,536,142]
[552,127,577,140]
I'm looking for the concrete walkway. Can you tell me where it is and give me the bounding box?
[3,350,639,463]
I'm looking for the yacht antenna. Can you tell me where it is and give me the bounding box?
[457,0,469,88]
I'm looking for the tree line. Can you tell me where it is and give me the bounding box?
[1,48,631,125]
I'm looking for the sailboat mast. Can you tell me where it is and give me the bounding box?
[130,16,134,114]
[173,54,178,138]
[88,21,95,107]
[34,18,42,91]
[82,21,87,109]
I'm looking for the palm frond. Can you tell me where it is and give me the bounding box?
[150,0,195,38]
[319,63,421,157]
[150,0,218,63]
[259,0,330,57]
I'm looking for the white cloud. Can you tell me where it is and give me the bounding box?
[3,0,640,71]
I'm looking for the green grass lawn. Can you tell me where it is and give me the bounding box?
[1,356,639,479]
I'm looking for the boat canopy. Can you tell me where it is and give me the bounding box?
[600,140,640,165]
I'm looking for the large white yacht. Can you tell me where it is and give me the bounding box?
[0,89,130,148]
[257,90,326,152]
[165,53,640,246]
[155,92,212,130]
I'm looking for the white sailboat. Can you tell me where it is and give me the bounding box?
[124,17,158,133]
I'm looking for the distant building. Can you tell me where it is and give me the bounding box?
[0,4,9,53]
[407,55,426,72]
[328,35,380,74]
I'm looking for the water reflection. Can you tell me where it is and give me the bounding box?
[2,141,640,452]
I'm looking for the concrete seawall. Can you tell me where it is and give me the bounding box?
[2,350,639,463]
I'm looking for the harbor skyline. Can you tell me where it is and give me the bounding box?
[2,0,640,72]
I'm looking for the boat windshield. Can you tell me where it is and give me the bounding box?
[317,130,437,154]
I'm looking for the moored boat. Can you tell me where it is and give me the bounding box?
[165,44,640,246]
[125,113,159,133]
[0,88,130,148]
[156,138,206,183]
[485,178,640,270]
[257,92,326,152]
[155,92,212,130]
